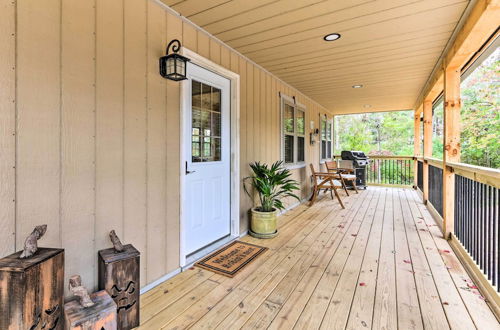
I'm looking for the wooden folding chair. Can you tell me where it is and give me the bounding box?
[309,164,345,208]
[325,160,359,194]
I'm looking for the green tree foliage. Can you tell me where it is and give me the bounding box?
[432,100,444,160]
[460,47,499,169]
[334,110,414,156]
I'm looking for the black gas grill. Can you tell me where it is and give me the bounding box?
[340,151,370,189]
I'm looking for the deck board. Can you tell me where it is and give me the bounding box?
[139,187,499,330]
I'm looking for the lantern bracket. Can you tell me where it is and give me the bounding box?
[166,39,181,56]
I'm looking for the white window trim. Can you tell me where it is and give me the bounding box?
[280,94,306,168]
[319,114,333,163]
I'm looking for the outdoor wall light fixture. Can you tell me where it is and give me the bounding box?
[309,120,319,145]
[324,33,341,41]
[159,39,190,81]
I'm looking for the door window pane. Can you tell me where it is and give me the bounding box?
[212,112,221,137]
[202,84,211,110]
[211,87,221,112]
[192,81,201,108]
[192,80,222,162]
[201,110,211,136]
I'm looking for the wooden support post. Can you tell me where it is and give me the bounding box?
[443,67,461,238]
[422,99,433,203]
[413,106,422,188]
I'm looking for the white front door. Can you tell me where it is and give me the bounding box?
[183,64,231,256]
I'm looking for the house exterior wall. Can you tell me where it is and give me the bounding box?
[0,0,330,293]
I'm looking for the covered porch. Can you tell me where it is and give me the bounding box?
[139,187,498,329]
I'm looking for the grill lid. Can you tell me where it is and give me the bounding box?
[341,150,369,160]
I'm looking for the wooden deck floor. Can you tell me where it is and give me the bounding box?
[138,187,499,329]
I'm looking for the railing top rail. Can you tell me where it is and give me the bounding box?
[418,156,499,188]
[333,155,413,159]
[424,157,444,168]
[446,161,500,177]
[368,155,414,159]
[447,161,500,188]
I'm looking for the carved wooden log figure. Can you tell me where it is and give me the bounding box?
[69,275,95,308]
[0,248,64,329]
[64,291,117,330]
[19,224,47,258]
[98,243,140,329]
[109,229,124,252]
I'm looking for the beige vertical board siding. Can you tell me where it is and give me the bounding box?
[238,57,249,232]
[165,11,182,273]
[261,72,268,162]
[246,62,254,169]
[60,0,96,293]
[146,1,168,282]
[266,73,272,163]
[124,0,148,286]
[220,46,230,70]
[95,0,124,259]
[197,31,210,59]
[0,0,16,256]
[272,78,278,161]
[182,21,197,51]
[243,61,254,233]
[254,67,261,161]
[16,0,61,248]
[210,39,221,65]
[255,69,261,162]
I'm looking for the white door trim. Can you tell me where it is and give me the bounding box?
[179,48,240,267]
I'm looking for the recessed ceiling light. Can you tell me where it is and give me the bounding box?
[363,104,371,108]
[352,84,363,88]
[324,33,341,41]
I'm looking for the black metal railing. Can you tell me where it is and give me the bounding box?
[455,175,499,292]
[417,160,423,191]
[428,164,443,216]
[366,157,413,186]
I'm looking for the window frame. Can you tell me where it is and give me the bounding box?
[320,114,333,163]
[280,94,306,168]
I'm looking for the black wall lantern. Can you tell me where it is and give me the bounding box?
[159,39,190,81]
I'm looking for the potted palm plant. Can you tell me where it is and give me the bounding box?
[244,161,300,238]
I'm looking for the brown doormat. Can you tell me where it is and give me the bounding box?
[195,241,268,277]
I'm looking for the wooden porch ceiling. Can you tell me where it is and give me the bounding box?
[161,0,470,114]
[138,187,499,329]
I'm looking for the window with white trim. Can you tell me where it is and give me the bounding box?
[281,96,305,165]
[320,115,333,161]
